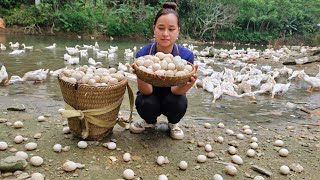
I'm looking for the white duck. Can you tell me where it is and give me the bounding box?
[118,62,131,72]
[65,56,79,65]
[0,65,9,85]
[295,57,308,65]
[21,43,33,51]
[65,46,79,55]
[94,42,99,48]
[46,43,56,49]
[253,76,275,95]
[297,70,320,92]
[9,42,19,50]
[212,84,223,103]
[9,69,49,83]
[0,43,6,50]
[271,82,291,98]
[88,58,103,67]
[9,49,25,55]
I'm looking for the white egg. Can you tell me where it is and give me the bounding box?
[123,153,131,162]
[108,78,119,86]
[14,135,24,144]
[160,60,168,70]
[164,70,175,76]
[242,125,250,130]
[157,156,166,165]
[13,121,23,128]
[231,155,243,165]
[279,148,289,157]
[25,142,38,151]
[204,123,211,129]
[179,160,188,170]
[0,141,8,150]
[253,175,264,180]
[109,68,117,74]
[236,134,245,140]
[143,59,154,67]
[87,78,96,86]
[225,129,234,135]
[274,140,284,147]
[62,127,70,134]
[155,70,166,76]
[62,161,77,172]
[250,142,259,149]
[123,169,135,180]
[67,77,77,84]
[152,63,162,72]
[197,155,207,163]
[31,172,44,180]
[185,64,193,72]
[107,142,117,150]
[217,122,225,128]
[251,137,258,142]
[175,71,186,76]
[213,174,224,180]
[244,129,253,135]
[228,146,237,155]
[280,165,290,175]
[158,174,168,180]
[136,59,144,66]
[30,156,44,166]
[77,141,88,149]
[205,144,213,152]
[53,144,62,152]
[15,151,28,159]
[224,165,237,176]
[246,149,256,157]
[37,116,46,122]
[167,63,176,71]
[217,136,224,143]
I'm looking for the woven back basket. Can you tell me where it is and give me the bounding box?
[58,77,128,141]
[132,62,196,87]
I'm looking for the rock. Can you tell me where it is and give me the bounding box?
[7,104,26,111]
[289,163,304,173]
[0,156,28,172]
[0,118,8,123]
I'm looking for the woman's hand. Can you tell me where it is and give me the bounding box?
[171,65,198,95]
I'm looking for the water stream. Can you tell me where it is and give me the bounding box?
[1,33,319,125]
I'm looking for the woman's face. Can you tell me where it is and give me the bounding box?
[153,13,179,50]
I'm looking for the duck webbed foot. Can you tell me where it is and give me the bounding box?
[306,87,314,93]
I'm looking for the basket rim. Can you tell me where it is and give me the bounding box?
[132,61,196,81]
[57,76,128,89]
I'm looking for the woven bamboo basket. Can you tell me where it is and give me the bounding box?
[58,77,128,141]
[132,62,196,87]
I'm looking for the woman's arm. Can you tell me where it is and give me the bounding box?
[137,77,153,95]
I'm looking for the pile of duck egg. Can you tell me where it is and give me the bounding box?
[59,65,125,86]
[135,52,193,77]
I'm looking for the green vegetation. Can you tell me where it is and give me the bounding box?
[1,0,319,45]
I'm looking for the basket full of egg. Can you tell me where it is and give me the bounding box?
[132,52,196,87]
[58,66,127,141]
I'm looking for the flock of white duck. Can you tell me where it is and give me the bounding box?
[190,44,320,102]
[0,41,136,85]
[1,41,320,103]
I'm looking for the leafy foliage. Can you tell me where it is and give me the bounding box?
[1,0,319,44]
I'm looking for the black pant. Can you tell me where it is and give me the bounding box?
[135,87,188,124]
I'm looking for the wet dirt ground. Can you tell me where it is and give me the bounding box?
[0,89,320,180]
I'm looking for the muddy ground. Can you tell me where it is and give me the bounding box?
[0,92,320,180]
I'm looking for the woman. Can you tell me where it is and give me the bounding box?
[130,2,198,140]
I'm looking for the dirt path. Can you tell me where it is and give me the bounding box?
[0,94,320,180]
